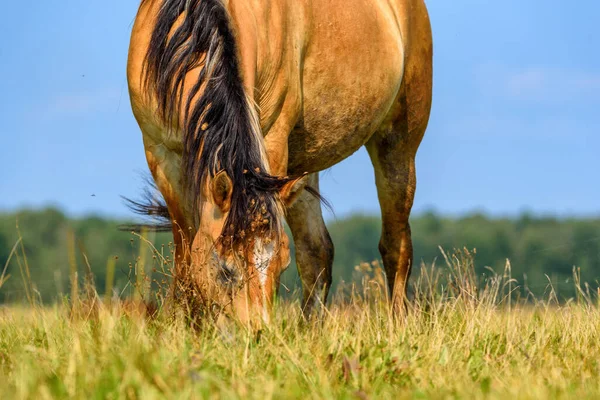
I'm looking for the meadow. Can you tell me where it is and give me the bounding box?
[1,248,599,399]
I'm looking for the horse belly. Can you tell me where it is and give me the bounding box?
[287,1,404,173]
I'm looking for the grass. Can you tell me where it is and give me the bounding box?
[1,249,600,399]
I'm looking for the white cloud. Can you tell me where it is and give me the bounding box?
[475,64,600,103]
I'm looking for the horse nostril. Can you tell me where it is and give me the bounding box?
[212,251,243,290]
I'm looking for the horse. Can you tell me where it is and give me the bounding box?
[127,0,432,324]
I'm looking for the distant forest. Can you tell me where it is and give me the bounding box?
[1,208,599,303]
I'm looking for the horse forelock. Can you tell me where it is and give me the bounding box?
[143,0,292,248]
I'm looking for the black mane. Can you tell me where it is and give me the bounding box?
[141,0,294,247]
[121,176,172,233]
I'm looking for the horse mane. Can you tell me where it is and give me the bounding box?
[140,0,295,248]
[121,175,172,233]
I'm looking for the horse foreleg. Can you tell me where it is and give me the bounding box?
[143,142,192,267]
[286,173,334,319]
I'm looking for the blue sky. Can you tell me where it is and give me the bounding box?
[0,0,599,219]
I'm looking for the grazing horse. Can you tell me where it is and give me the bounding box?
[127,0,432,324]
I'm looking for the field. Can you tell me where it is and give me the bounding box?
[1,250,600,400]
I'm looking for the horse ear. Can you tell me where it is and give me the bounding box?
[280,173,309,207]
[212,170,233,212]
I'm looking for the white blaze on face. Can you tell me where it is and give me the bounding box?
[253,238,275,287]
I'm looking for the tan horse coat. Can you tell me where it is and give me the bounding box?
[127,0,432,322]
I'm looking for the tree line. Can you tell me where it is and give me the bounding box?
[1,208,599,303]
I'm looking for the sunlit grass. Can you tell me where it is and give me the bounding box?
[1,249,599,399]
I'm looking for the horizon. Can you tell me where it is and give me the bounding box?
[2,203,599,222]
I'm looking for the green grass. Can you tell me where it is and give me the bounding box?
[1,250,600,399]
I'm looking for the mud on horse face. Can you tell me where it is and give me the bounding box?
[189,170,308,324]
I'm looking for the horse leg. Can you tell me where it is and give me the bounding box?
[365,95,431,314]
[365,140,417,313]
[286,173,334,318]
[143,142,192,268]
